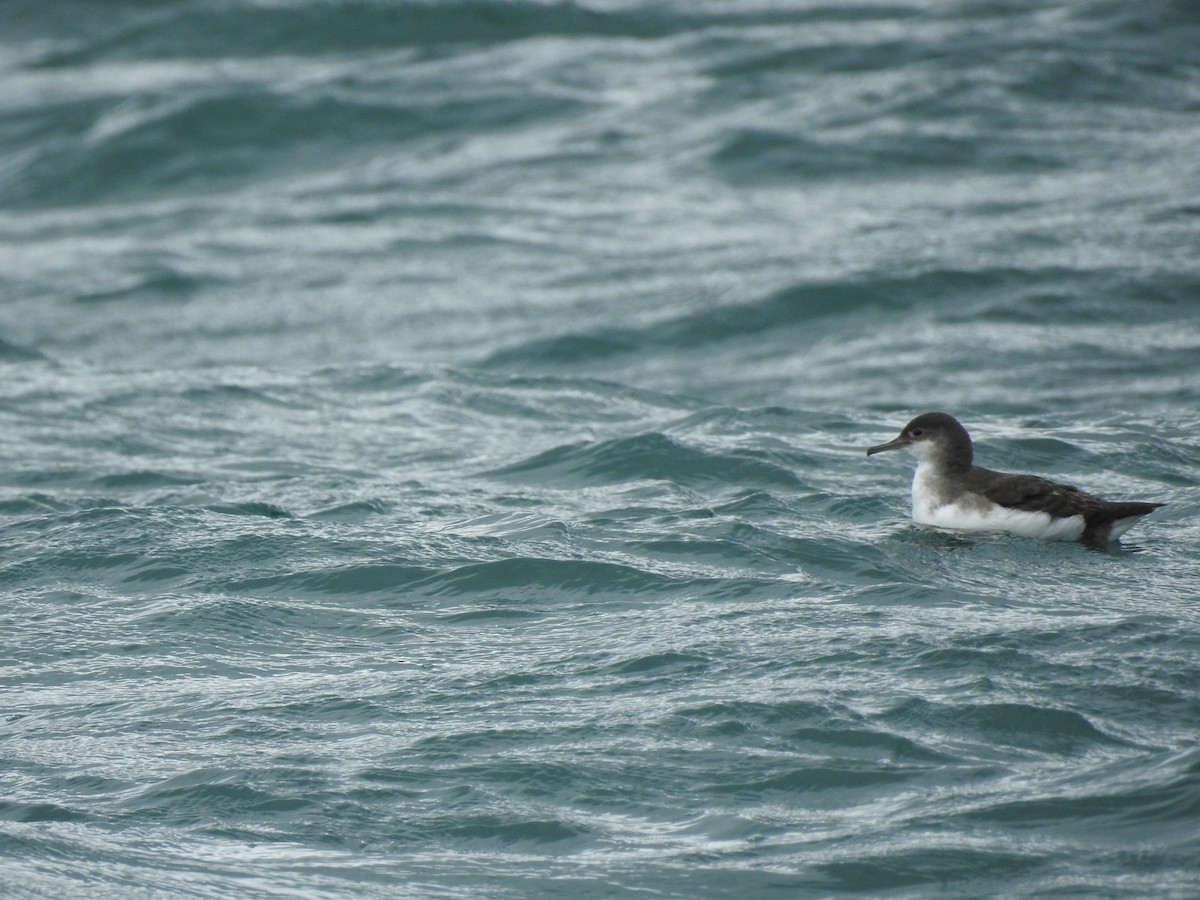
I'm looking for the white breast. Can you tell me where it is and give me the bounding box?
[910,461,1086,541]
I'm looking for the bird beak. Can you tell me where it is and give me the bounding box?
[866,435,908,456]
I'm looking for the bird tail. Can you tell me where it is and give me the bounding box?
[1096,501,1164,523]
[1082,501,1164,545]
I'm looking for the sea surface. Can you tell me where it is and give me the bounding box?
[2,1,1199,896]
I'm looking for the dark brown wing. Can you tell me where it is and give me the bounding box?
[965,467,1164,526]
[964,467,1100,518]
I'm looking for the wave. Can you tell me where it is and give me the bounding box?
[17,2,932,66]
[213,555,703,603]
[93,470,204,489]
[207,501,295,519]
[0,337,49,362]
[710,763,915,796]
[25,1,686,66]
[119,767,318,823]
[815,846,1046,893]
[880,698,1132,755]
[711,127,1063,184]
[220,562,439,599]
[484,431,801,489]
[415,556,683,598]
[480,267,1071,369]
[963,755,1200,829]
[0,800,93,824]
[444,816,588,847]
[74,265,214,304]
[3,86,584,206]
[309,499,394,522]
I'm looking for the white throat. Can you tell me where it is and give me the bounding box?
[910,457,946,525]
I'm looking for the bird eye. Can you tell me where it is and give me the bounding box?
[911,428,923,437]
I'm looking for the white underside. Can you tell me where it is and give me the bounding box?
[1106,517,1142,540]
[911,461,1086,541]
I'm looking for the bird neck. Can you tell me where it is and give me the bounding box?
[914,441,972,476]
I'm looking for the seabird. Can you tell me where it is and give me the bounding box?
[867,412,1163,544]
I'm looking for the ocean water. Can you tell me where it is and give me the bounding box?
[2,0,1199,896]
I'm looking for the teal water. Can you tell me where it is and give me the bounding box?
[2,1,1199,896]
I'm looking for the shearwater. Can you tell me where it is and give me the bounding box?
[867,412,1164,545]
